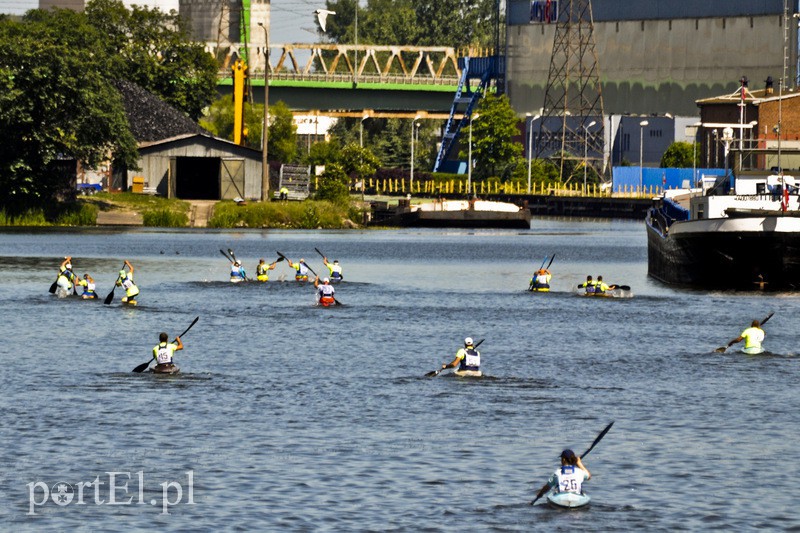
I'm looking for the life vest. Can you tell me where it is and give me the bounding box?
[153,342,176,364]
[533,271,551,288]
[328,263,343,280]
[556,465,586,494]
[294,262,309,280]
[459,347,480,371]
[580,280,595,294]
[594,281,609,295]
[230,265,245,279]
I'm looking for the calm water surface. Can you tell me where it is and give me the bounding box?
[1,218,799,531]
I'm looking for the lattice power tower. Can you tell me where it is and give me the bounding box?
[535,0,605,180]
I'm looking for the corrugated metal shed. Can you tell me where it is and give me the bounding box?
[133,133,263,200]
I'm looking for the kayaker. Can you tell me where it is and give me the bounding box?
[77,273,97,299]
[534,449,591,501]
[256,258,277,282]
[529,267,552,292]
[593,275,612,295]
[322,255,343,282]
[441,337,481,376]
[56,256,78,295]
[725,319,766,354]
[314,276,336,306]
[115,260,140,305]
[153,332,184,372]
[577,275,595,295]
[230,260,247,282]
[287,258,310,282]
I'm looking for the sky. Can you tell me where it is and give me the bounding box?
[0,0,334,44]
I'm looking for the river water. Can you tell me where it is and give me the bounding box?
[1,219,798,531]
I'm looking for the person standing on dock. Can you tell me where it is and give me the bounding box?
[534,449,591,501]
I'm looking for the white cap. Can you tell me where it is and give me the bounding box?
[66,263,72,269]
[323,277,330,283]
[464,337,473,345]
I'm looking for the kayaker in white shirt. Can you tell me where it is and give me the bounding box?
[535,449,591,500]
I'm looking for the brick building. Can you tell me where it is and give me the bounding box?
[697,78,800,174]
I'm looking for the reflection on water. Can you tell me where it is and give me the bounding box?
[1,220,799,530]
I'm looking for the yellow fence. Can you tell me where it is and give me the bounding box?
[339,178,660,198]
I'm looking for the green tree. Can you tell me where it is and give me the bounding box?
[304,141,342,168]
[267,101,298,164]
[660,141,698,168]
[340,143,380,179]
[0,13,138,211]
[414,0,498,49]
[315,162,350,203]
[85,0,218,120]
[465,94,523,180]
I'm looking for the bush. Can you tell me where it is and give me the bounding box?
[315,163,350,203]
[55,203,98,226]
[0,209,49,226]
[208,200,354,229]
[142,208,189,227]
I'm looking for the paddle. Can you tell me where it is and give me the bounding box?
[715,312,774,353]
[315,247,325,259]
[219,249,234,263]
[49,278,58,294]
[132,316,199,373]
[104,263,126,305]
[530,421,615,506]
[610,285,631,291]
[425,339,485,377]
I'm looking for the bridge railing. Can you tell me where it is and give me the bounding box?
[213,43,477,86]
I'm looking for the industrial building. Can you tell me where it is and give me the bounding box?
[506,0,796,117]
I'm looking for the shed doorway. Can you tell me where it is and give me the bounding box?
[176,157,221,199]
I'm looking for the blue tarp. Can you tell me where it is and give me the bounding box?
[612,167,727,193]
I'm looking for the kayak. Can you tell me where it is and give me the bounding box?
[151,363,180,375]
[577,289,631,298]
[529,287,550,293]
[742,346,765,355]
[546,491,590,509]
[453,369,482,377]
[230,277,245,283]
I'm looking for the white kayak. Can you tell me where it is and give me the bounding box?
[741,346,765,355]
[453,369,482,377]
[547,491,590,509]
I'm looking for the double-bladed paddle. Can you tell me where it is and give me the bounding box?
[425,339,485,377]
[715,311,774,353]
[132,316,199,373]
[315,247,326,259]
[530,421,615,506]
[103,263,126,305]
[220,249,234,263]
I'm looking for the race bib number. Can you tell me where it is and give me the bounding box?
[156,347,171,364]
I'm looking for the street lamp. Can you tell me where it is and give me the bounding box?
[410,116,421,192]
[258,21,270,201]
[639,120,649,192]
[526,113,540,194]
[722,126,734,182]
[582,120,596,194]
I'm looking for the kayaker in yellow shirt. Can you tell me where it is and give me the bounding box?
[725,319,766,354]
[256,258,278,282]
[152,332,184,371]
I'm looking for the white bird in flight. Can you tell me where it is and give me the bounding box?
[314,9,336,32]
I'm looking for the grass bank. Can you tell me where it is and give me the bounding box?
[0,202,98,226]
[208,200,361,229]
